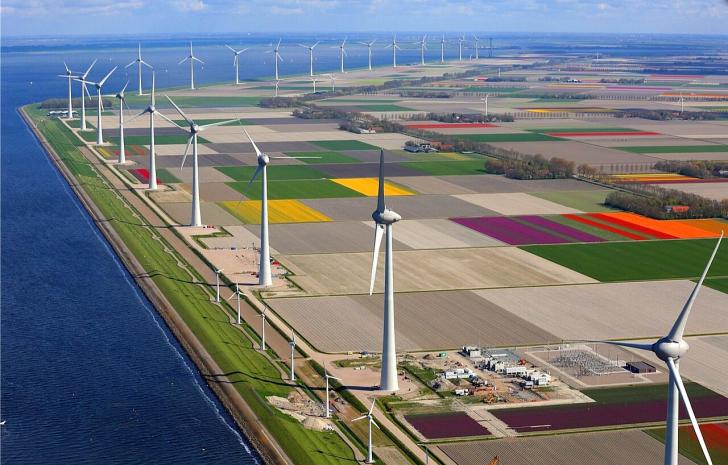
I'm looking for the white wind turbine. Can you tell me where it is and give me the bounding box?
[214,268,223,302]
[599,234,723,465]
[125,43,152,96]
[417,35,428,65]
[359,39,376,71]
[179,42,204,90]
[259,308,268,350]
[384,36,400,68]
[323,364,341,418]
[58,62,79,120]
[368,150,401,392]
[113,81,130,165]
[298,41,320,76]
[289,332,297,381]
[130,72,161,190]
[323,73,338,92]
[481,94,489,118]
[225,44,249,85]
[310,75,319,93]
[458,35,465,61]
[77,60,97,131]
[335,37,347,73]
[353,400,379,464]
[163,96,238,227]
[239,129,319,286]
[226,282,243,325]
[440,35,446,63]
[77,66,117,145]
[473,35,480,59]
[274,79,282,97]
[269,39,283,81]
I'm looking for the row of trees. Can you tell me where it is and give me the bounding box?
[654,160,728,179]
[615,109,722,121]
[485,155,574,180]
[604,185,728,219]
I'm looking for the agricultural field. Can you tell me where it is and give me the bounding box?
[404,412,490,439]
[490,383,728,433]
[438,429,697,465]
[646,422,728,465]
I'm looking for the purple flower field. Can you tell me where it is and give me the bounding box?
[405,412,491,439]
[451,215,605,245]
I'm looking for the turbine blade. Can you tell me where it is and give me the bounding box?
[352,415,366,422]
[667,358,714,465]
[180,135,193,170]
[155,111,185,130]
[125,60,136,69]
[376,149,385,213]
[99,66,117,87]
[245,164,264,192]
[165,95,193,125]
[178,57,189,65]
[83,59,97,79]
[368,399,376,415]
[193,57,204,64]
[141,60,153,69]
[151,72,156,106]
[369,224,384,295]
[668,233,723,341]
[371,419,381,430]
[199,118,239,130]
[602,340,654,351]
[225,44,236,53]
[120,80,129,95]
[242,128,263,157]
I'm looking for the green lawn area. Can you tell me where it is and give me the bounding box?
[521,238,728,282]
[311,140,381,151]
[526,127,639,133]
[617,145,728,154]
[531,190,616,212]
[125,95,262,108]
[645,422,728,465]
[172,118,253,126]
[583,382,714,404]
[216,165,328,182]
[400,160,487,176]
[156,168,182,184]
[453,133,563,142]
[66,119,95,129]
[227,179,363,200]
[352,104,414,112]
[285,151,358,164]
[705,277,728,294]
[29,106,359,465]
[110,134,208,145]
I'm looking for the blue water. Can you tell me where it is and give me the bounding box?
[2,33,728,465]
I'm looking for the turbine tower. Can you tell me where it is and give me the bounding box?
[360,39,376,71]
[369,150,401,392]
[113,81,130,165]
[417,35,428,66]
[225,44,249,85]
[125,43,152,96]
[601,233,722,465]
[214,268,223,302]
[239,129,318,286]
[384,35,400,68]
[164,96,238,227]
[323,74,338,92]
[77,59,97,130]
[130,73,162,190]
[259,308,267,350]
[179,42,204,90]
[289,332,297,381]
[226,282,243,325]
[458,35,465,61]
[271,39,283,81]
[473,35,480,59]
[77,66,117,145]
[323,364,341,418]
[298,41,320,76]
[58,63,79,120]
[335,38,347,73]
[440,35,446,63]
[353,400,379,464]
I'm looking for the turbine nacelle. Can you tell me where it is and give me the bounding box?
[372,209,400,225]
[653,338,689,361]
[257,153,270,166]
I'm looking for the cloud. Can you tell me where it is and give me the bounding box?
[270,5,304,14]
[0,0,144,15]
[171,0,208,11]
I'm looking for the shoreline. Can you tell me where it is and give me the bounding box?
[20,106,289,465]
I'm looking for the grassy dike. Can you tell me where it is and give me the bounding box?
[23,105,358,465]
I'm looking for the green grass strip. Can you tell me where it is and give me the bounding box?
[531,190,616,213]
[217,164,328,182]
[227,179,364,200]
[311,140,380,151]
[285,151,358,164]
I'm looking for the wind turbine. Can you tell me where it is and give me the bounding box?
[481,94,489,118]
[179,42,204,90]
[353,400,379,464]
[360,39,376,71]
[125,43,152,96]
[416,35,428,66]
[225,44,249,85]
[58,62,79,120]
[113,81,130,165]
[599,234,722,465]
[77,59,97,130]
[440,35,446,63]
[310,75,319,93]
[131,72,161,190]
[298,41,320,76]
[368,150,401,392]
[289,332,297,381]
[473,35,480,59]
[269,39,283,81]
[226,282,243,325]
[334,38,347,73]
[274,79,281,97]
[458,35,465,61]
[239,129,319,286]
[323,74,337,92]
[77,66,117,145]
[259,308,268,350]
[163,96,238,227]
[323,364,341,418]
[214,268,223,302]
[384,36,400,68]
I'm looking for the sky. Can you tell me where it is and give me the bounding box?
[2,0,728,37]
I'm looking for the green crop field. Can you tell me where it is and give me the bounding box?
[531,190,616,212]
[285,151,358,164]
[401,160,487,176]
[216,164,328,181]
[311,140,380,151]
[227,179,363,200]
[125,95,262,108]
[156,168,182,184]
[521,238,728,282]
[66,119,95,129]
[453,133,562,142]
[617,145,728,154]
[645,423,728,465]
[172,118,253,126]
[352,104,414,112]
[110,134,210,145]
[705,277,728,294]
[583,382,714,404]
[29,107,358,465]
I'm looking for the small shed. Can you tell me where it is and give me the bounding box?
[626,361,656,374]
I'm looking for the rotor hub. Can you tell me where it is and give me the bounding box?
[653,338,689,361]
[258,154,270,166]
[191,124,200,133]
[372,209,401,225]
